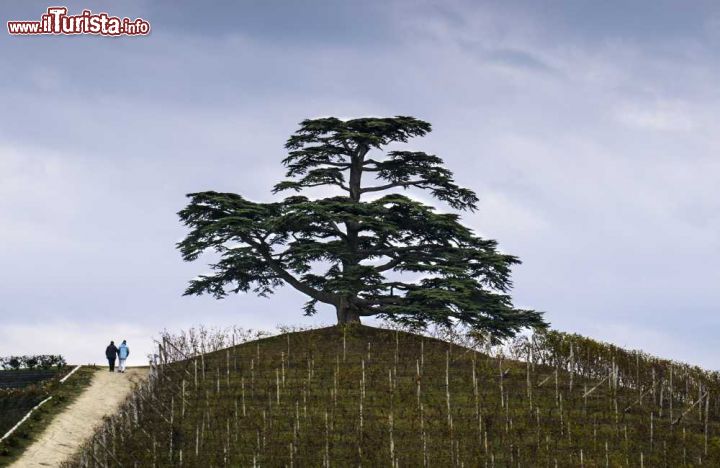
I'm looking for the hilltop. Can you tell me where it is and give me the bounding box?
[64,325,720,466]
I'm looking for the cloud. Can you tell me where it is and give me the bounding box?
[484,48,558,74]
[1,0,720,370]
[616,101,696,131]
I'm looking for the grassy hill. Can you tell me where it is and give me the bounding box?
[0,366,94,465]
[63,325,720,466]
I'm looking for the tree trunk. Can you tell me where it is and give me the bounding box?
[336,143,367,326]
[336,298,361,325]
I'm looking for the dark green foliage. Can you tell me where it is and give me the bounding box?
[64,326,720,467]
[178,116,545,337]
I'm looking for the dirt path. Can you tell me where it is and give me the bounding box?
[10,368,148,468]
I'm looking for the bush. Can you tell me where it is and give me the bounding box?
[0,355,66,371]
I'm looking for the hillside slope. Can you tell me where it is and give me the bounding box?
[8,368,147,467]
[64,326,720,466]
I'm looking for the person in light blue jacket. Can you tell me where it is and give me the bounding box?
[117,340,130,373]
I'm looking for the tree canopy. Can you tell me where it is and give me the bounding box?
[178,116,545,339]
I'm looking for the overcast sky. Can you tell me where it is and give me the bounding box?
[1,0,719,368]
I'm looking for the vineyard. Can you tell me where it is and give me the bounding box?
[0,356,68,437]
[64,325,720,466]
[0,369,65,391]
[0,355,67,391]
[0,384,49,437]
[0,365,93,465]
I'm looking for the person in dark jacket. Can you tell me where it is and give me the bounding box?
[105,341,118,372]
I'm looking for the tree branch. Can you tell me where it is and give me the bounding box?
[294,181,351,192]
[360,180,427,194]
[375,258,402,272]
[329,221,347,238]
[248,237,338,306]
[322,162,352,168]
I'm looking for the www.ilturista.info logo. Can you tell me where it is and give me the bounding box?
[7,7,150,36]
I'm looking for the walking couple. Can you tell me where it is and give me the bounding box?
[105,340,130,372]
